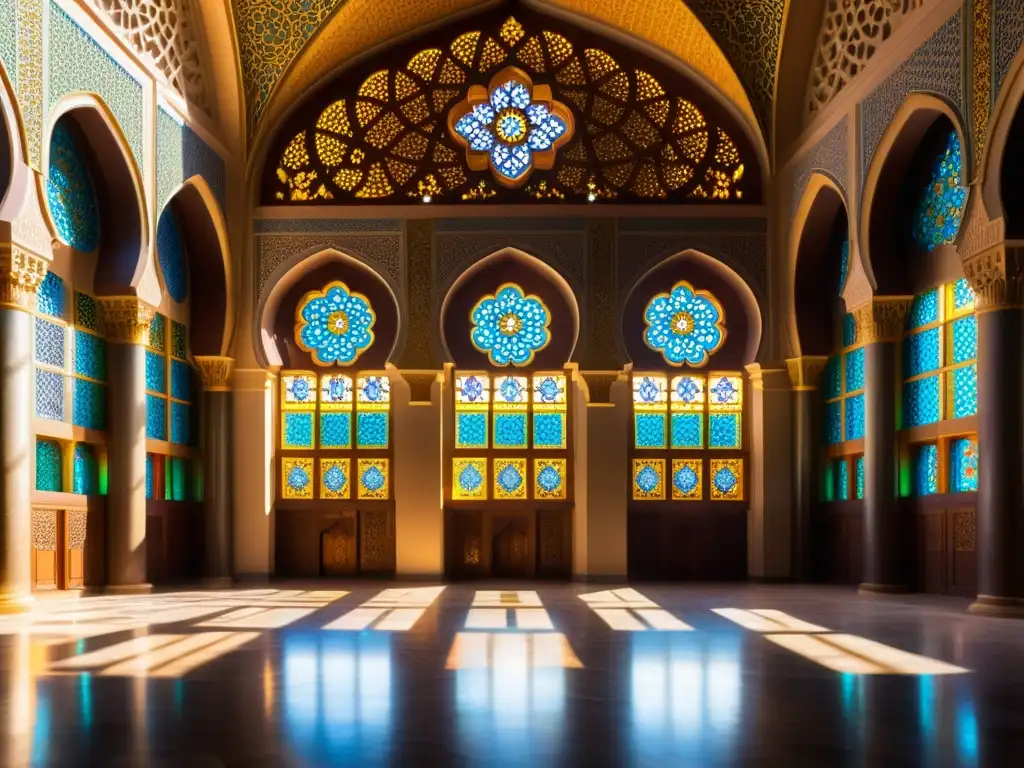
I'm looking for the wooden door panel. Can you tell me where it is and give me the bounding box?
[31,508,59,590]
[321,513,358,576]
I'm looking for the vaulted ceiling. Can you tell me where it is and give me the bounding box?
[231,0,787,156]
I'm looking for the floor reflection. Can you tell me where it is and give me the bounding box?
[280,632,395,765]
[627,633,742,764]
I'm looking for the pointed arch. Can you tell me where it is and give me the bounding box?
[45,93,154,304]
[0,57,33,220]
[158,175,235,356]
[860,92,969,296]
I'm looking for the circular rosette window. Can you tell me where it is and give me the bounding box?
[295,280,377,366]
[470,282,552,366]
[643,280,726,367]
[449,66,575,187]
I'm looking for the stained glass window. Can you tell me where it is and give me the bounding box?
[633,458,665,500]
[950,438,979,493]
[823,313,863,447]
[835,458,849,501]
[73,293,108,431]
[535,459,566,500]
[456,374,491,449]
[357,459,389,499]
[671,459,701,500]
[282,457,314,500]
[35,439,62,492]
[321,458,351,499]
[470,284,551,367]
[915,444,938,496]
[281,373,317,449]
[146,314,195,444]
[270,12,748,204]
[494,458,528,500]
[709,459,743,501]
[633,374,668,449]
[319,374,353,448]
[670,375,704,449]
[453,457,488,500]
[46,121,100,252]
[493,375,528,449]
[357,376,390,448]
[73,443,101,495]
[855,456,865,500]
[912,131,967,252]
[38,272,66,319]
[532,374,567,449]
[643,282,726,368]
[156,207,189,303]
[903,280,977,427]
[838,237,849,294]
[295,281,376,366]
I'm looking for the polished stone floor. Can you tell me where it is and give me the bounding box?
[0,583,1022,767]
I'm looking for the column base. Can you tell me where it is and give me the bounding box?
[106,583,153,596]
[0,592,34,614]
[968,595,1024,619]
[858,582,910,595]
[202,576,234,589]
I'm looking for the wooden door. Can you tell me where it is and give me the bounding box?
[446,509,486,579]
[321,513,358,576]
[491,514,533,579]
[31,508,59,590]
[63,509,87,589]
[917,511,946,594]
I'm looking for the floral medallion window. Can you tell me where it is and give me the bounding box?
[295,281,376,366]
[470,283,551,367]
[451,372,568,502]
[643,281,726,367]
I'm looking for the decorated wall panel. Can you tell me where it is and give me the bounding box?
[994,0,1024,95]
[0,0,16,91]
[156,105,227,213]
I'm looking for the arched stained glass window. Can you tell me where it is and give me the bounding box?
[269,12,751,204]
[642,282,726,368]
[46,121,100,252]
[295,281,377,367]
[469,283,551,367]
[35,439,63,492]
[156,207,189,303]
[912,130,967,252]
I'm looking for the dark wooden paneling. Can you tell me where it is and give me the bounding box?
[322,513,358,576]
[276,503,397,577]
[491,514,533,579]
[917,510,946,594]
[627,505,747,581]
[445,509,486,579]
[819,502,863,585]
[909,495,977,597]
[537,508,572,579]
[146,502,203,584]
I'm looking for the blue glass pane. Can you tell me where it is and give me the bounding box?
[35,439,62,492]
[824,401,842,445]
[838,238,849,294]
[146,395,167,440]
[671,412,703,448]
[824,355,842,400]
[38,272,66,319]
[73,378,107,430]
[911,131,966,251]
[146,454,154,500]
[319,412,351,448]
[915,444,938,496]
[533,412,565,448]
[35,369,64,421]
[74,330,106,380]
[951,315,977,364]
[149,313,166,351]
[156,208,189,303]
[145,350,166,393]
[903,376,940,427]
[171,321,187,359]
[634,412,666,449]
[46,121,100,252]
[283,411,314,448]
[73,443,99,495]
[356,412,389,448]
[171,402,191,445]
[836,460,849,501]
[494,412,527,448]
[456,412,488,448]
[952,364,978,418]
[844,348,865,393]
[709,413,740,448]
[822,462,834,502]
[75,292,99,331]
[952,278,975,312]
[845,394,865,441]
[907,289,939,329]
[950,439,979,493]
[855,456,865,500]
[170,359,191,401]
[843,313,857,348]
[905,328,941,376]
[35,317,65,368]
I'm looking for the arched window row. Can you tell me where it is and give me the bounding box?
[268,12,750,205]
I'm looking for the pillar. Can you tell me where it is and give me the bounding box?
[233,367,277,580]
[0,247,46,612]
[196,356,235,587]
[575,371,629,580]
[854,297,911,594]
[745,365,796,579]
[99,296,155,593]
[786,356,828,580]
[965,245,1024,617]
[392,369,444,577]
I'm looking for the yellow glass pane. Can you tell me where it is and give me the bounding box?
[534,459,567,500]
[494,458,528,500]
[282,457,314,500]
[671,459,702,501]
[453,458,487,500]
[357,459,390,500]
[320,459,350,500]
[632,459,665,501]
[710,459,743,501]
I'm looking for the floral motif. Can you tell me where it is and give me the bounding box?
[675,377,700,403]
[323,463,347,493]
[498,376,524,403]
[673,465,699,496]
[497,463,524,494]
[462,376,485,402]
[295,281,376,366]
[912,131,967,252]
[361,465,386,492]
[470,283,551,367]
[713,466,738,494]
[643,281,726,367]
[287,464,310,491]
[535,376,562,403]
[537,464,562,494]
[459,463,484,493]
[46,122,101,252]
[636,376,662,404]
[636,465,660,494]
[449,66,574,187]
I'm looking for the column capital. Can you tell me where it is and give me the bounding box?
[195,356,235,391]
[785,355,829,391]
[0,244,47,312]
[98,296,156,344]
[851,296,912,344]
[398,370,442,404]
[577,370,625,404]
[743,363,790,392]
[962,243,1024,310]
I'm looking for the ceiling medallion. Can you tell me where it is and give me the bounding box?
[448,66,575,188]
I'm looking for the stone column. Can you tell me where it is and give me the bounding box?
[233,367,277,580]
[575,371,629,580]
[99,296,155,594]
[745,365,795,580]
[853,297,911,594]
[392,369,444,577]
[963,243,1024,617]
[786,356,828,580]
[195,356,235,587]
[0,247,46,613]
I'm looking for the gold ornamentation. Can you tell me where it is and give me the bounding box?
[68,509,88,550]
[401,370,440,404]
[851,296,912,343]
[534,459,567,500]
[31,508,58,550]
[962,245,1024,310]
[0,245,47,310]
[971,0,991,176]
[785,356,829,391]
[98,296,155,344]
[578,371,621,404]
[195,356,235,391]
[360,508,392,570]
[17,0,44,169]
